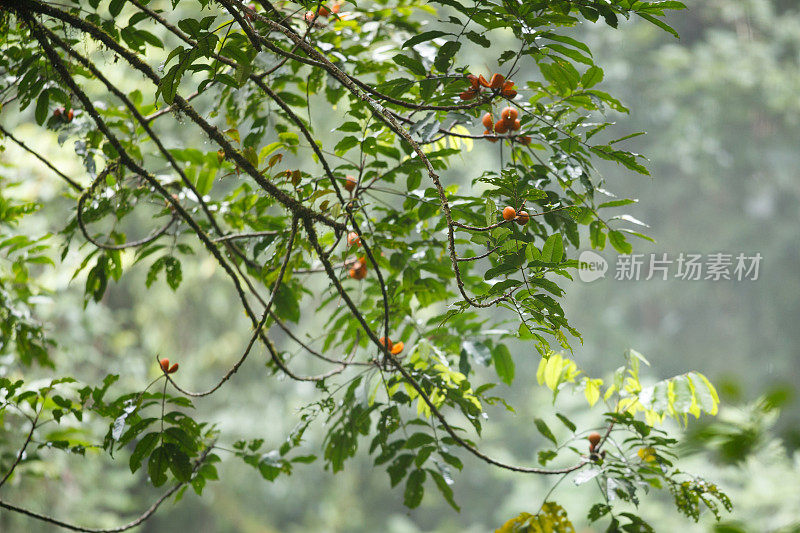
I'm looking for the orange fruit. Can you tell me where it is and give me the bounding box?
[489,73,505,89]
[502,206,516,221]
[159,358,170,373]
[481,112,494,130]
[500,107,518,122]
[515,211,529,225]
[494,119,508,134]
[344,175,357,192]
[390,341,404,355]
[484,130,498,143]
[379,337,394,350]
[347,231,361,247]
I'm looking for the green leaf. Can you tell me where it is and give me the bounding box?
[638,13,681,39]
[392,54,427,77]
[534,418,558,446]
[403,469,426,508]
[334,135,359,155]
[130,432,159,473]
[581,66,604,89]
[608,230,632,254]
[35,90,50,126]
[555,413,576,432]
[492,344,515,385]
[428,469,460,511]
[402,31,449,49]
[148,446,169,487]
[541,233,564,263]
[434,41,461,72]
[405,432,435,449]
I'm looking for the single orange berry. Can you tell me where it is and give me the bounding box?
[390,341,404,355]
[484,130,498,143]
[66,109,74,122]
[515,211,529,225]
[347,231,361,247]
[344,175,357,192]
[494,119,508,134]
[588,432,602,448]
[481,112,494,130]
[168,363,179,374]
[512,119,521,131]
[159,358,170,373]
[502,206,516,221]
[379,337,394,350]
[500,107,518,122]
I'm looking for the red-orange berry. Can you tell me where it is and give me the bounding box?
[481,112,494,130]
[494,119,509,134]
[347,231,361,247]
[516,211,529,225]
[501,107,518,122]
[489,73,505,90]
[344,175,357,192]
[502,206,516,221]
[159,358,170,373]
[379,337,394,350]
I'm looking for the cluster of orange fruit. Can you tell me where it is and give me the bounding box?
[502,205,529,225]
[460,73,517,100]
[483,106,520,134]
[159,357,179,374]
[53,107,74,122]
[304,2,341,25]
[379,337,404,355]
[481,107,531,145]
[349,256,367,279]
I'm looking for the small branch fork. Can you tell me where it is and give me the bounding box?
[0,1,609,526]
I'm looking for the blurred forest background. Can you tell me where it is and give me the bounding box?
[2,0,800,531]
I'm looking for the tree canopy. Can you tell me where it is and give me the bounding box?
[0,0,732,531]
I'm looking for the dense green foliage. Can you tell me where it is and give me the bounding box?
[0,0,742,530]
